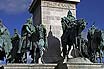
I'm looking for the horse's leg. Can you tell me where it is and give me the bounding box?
[61,30,69,59]
[35,52,40,63]
[67,43,71,59]
[35,46,41,63]
[41,51,44,64]
[62,41,67,59]
[21,51,26,63]
[30,42,38,63]
[94,50,97,63]
[100,49,102,63]
[39,40,45,64]
[75,37,78,49]
[39,48,44,64]
[29,49,34,63]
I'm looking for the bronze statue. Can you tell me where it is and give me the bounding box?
[21,17,36,63]
[100,31,104,63]
[61,10,87,59]
[10,29,22,63]
[36,24,48,63]
[0,20,12,63]
[81,38,89,58]
[87,25,102,62]
[20,18,48,63]
[61,10,76,33]
[0,45,6,64]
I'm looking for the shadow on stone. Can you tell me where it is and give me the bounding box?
[54,63,68,69]
[43,30,63,63]
[0,66,4,69]
[67,57,92,63]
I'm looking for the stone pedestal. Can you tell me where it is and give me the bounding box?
[3,63,104,69]
[67,57,92,63]
[29,0,80,63]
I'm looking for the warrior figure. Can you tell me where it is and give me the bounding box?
[61,10,76,59]
[21,18,36,63]
[0,20,12,63]
[36,24,48,63]
[87,24,102,62]
[61,10,87,59]
[10,29,22,63]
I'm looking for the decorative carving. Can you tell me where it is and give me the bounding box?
[41,1,76,9]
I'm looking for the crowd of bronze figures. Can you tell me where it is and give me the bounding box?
[0,18,48,64]
[0,10,104,64]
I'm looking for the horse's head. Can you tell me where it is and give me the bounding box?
[89,24,97,35]
[78,19,87,29]
[94,29,102,38]
[75,19,87,34]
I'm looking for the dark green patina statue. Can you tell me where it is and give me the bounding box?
[10,29,22,63]
[37,24,48,63]
[20,18,48,63]
[1,9,104,64]
[0,20,12,63]
[87,24,103,63]
[100,31,104,63]
[61,10,87,59]
[21,17,36,63]
[61,10,76,33]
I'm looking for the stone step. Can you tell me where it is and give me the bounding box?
[4,64,56,69]
[1,63,104,69]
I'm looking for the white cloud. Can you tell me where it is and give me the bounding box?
[0,0,32,14]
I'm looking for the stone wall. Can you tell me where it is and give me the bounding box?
[41,1,76,40]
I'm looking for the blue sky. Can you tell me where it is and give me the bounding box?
[0,0,32,35]
[77,0,104,38]
[0,0,104,36]
[77,0,104,30]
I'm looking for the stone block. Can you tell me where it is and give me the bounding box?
[3,63,104,69]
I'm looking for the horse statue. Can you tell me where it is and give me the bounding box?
[87,25,102,62]
[61,11,87,59]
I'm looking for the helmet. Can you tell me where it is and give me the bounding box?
[67,10,72,17]
[27,18,33,24]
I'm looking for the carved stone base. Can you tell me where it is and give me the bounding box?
[67,57,92,63]
[3,63,104,69]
